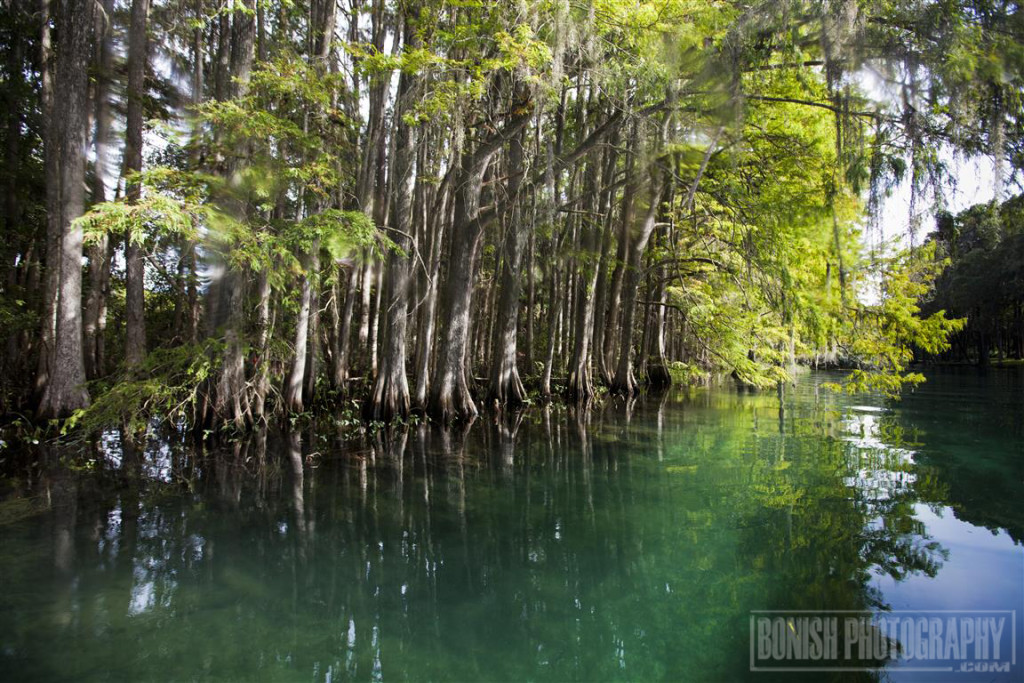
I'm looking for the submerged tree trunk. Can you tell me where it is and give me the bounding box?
[37,0,95,418]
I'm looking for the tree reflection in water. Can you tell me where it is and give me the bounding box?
[1,376,1008,682]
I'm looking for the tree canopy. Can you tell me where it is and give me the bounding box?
[0,0,1020,429]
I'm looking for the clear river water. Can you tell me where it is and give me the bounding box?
[0,370,1022,681]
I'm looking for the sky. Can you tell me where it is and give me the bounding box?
[878,152,998,247]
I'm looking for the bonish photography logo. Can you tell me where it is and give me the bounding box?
[750,610,1017,677]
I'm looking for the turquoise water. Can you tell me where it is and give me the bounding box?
[0,371,1021,681]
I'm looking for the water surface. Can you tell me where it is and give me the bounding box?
[1,371,1021,681]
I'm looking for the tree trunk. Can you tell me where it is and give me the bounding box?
[428,152,486,423]
[2,0,24,257]
[214,12,230,102]
[34,0,57,401]
[412,161,450,409]
[326,268,343,390]
[37,0,95,418]
[211,271,251,427]
[353,0,387,377]
[363,261,380,378]
[180,0,203,347]
[369,8,419,422]
[525,217,536,372]
[566,145,603,402]
[427,101,530,422]
[589,126,619,388]
[209,0,255,428]
[252,269,272,421]
[601,141,637,384]
[84,0,114,379]
[610,177,663,396]
[332,264,359,390]
[358,259,374,350]
[487,124,528,408]
[303,246,321,406]
[310,0,336,61]
[645,249,671,389]
[540,266,561,397]
[285,250,314,413]
[123,0,151,369]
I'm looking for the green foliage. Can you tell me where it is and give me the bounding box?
[77,185,207,245]
[293,209,389,260]
[655,42,970,399]
[11,0,1018,430]
[0,297,36,339]
[65,343,219,435]
[925,193,1024,364]
[825,243,965,398]
[658,55,855,389]
[667,361,709,386]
